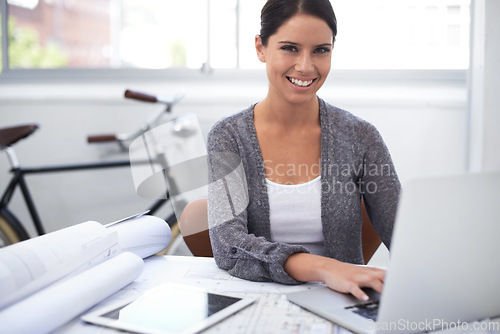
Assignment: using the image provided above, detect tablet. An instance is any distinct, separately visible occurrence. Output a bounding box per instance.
[82,283,255,334]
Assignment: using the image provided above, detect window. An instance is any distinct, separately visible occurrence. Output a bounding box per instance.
[119,0,207,69]
[332,0,470,69]
[0,0,470,76]
[3,0,207,70]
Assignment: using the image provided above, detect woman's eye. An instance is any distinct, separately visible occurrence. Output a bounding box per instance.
[281,45,298,52]
[314,47,331,54]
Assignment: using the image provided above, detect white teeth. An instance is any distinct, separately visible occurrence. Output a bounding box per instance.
[288,77,314,87]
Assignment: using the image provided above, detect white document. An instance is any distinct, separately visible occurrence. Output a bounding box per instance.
[0,221,120,309]
[0,252,144,334]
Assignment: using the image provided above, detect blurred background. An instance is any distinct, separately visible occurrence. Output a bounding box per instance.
[0,0,498,256]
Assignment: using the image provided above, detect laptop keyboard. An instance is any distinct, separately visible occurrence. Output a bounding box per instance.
[345,301,379,321]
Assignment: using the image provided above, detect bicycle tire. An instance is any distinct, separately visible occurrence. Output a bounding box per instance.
[0,209,30,248]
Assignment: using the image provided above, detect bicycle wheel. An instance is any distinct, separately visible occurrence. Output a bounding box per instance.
[0,209,29,248]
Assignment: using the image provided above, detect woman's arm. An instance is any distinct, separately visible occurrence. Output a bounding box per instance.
[358,122,401,250]
[284,253,385,301]
[207,116,309,284]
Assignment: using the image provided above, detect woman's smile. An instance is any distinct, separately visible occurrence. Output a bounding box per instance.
[286,76,317,87]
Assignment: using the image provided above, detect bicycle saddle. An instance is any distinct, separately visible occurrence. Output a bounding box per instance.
[0,123,39,148]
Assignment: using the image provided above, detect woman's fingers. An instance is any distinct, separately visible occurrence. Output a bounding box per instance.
[364,275,384,294]
[324,263,387,300]
[359,268,385,294]
[348,283,370,301]
[367,266,387,278]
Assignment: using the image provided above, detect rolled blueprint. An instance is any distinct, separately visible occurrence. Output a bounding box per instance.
[0,252,144,334]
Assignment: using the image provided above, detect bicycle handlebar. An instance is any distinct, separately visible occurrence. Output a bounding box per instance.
[124,89,184,107]
[124,89,157,103]
[87,134,118,143]
[88,89,184,145]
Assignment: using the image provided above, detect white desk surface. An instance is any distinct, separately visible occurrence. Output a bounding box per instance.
[56,255,345,334]
[56,255,500,334]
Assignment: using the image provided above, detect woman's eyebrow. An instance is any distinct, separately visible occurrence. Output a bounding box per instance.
[279,41,299,45]
[278,41,332,47]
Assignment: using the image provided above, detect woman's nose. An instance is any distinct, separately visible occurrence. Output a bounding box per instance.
[296,53,314,73]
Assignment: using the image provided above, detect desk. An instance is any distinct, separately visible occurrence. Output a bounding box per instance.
[56,255,345,334]
[56,255,500,334]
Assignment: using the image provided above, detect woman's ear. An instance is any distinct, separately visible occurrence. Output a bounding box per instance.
[255,35,266,63]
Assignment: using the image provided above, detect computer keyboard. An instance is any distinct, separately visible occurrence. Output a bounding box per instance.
[345,301,379,321]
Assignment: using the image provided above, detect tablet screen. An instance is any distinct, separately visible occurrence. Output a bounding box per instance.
[83,284,254,334]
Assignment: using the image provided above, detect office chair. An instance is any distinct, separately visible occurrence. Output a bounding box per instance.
[178,199,213,257]
[179,198,381,264]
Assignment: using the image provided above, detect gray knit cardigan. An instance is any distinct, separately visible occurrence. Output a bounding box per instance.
[207,98,401,285]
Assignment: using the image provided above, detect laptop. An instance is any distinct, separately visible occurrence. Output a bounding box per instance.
[287,172,500,333]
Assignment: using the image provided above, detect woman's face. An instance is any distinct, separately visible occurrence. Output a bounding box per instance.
[256,14,334,106]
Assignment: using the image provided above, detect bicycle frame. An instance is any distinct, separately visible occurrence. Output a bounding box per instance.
[0,158,173,239]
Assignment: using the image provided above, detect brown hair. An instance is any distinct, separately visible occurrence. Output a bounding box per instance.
[259,0,337,46]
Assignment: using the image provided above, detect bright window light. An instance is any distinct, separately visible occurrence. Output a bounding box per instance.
[332,0,470,69]
[2,0,470,71]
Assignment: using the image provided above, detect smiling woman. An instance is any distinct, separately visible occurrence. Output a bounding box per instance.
[207,0,401,302]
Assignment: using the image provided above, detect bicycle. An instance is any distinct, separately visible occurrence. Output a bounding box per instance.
[0,89,186,247]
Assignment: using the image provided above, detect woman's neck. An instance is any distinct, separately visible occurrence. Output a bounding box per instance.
[255,94,320,131]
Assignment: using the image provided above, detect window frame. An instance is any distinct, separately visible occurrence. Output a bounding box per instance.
[1,0,8,73]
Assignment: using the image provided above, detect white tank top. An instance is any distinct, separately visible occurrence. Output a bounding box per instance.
[266,176,326,256]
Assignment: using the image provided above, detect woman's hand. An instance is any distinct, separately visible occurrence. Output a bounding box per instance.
[316,258,385,301]
[284,253,385,301]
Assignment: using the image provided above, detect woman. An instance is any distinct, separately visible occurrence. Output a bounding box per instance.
[207,0,401,302]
